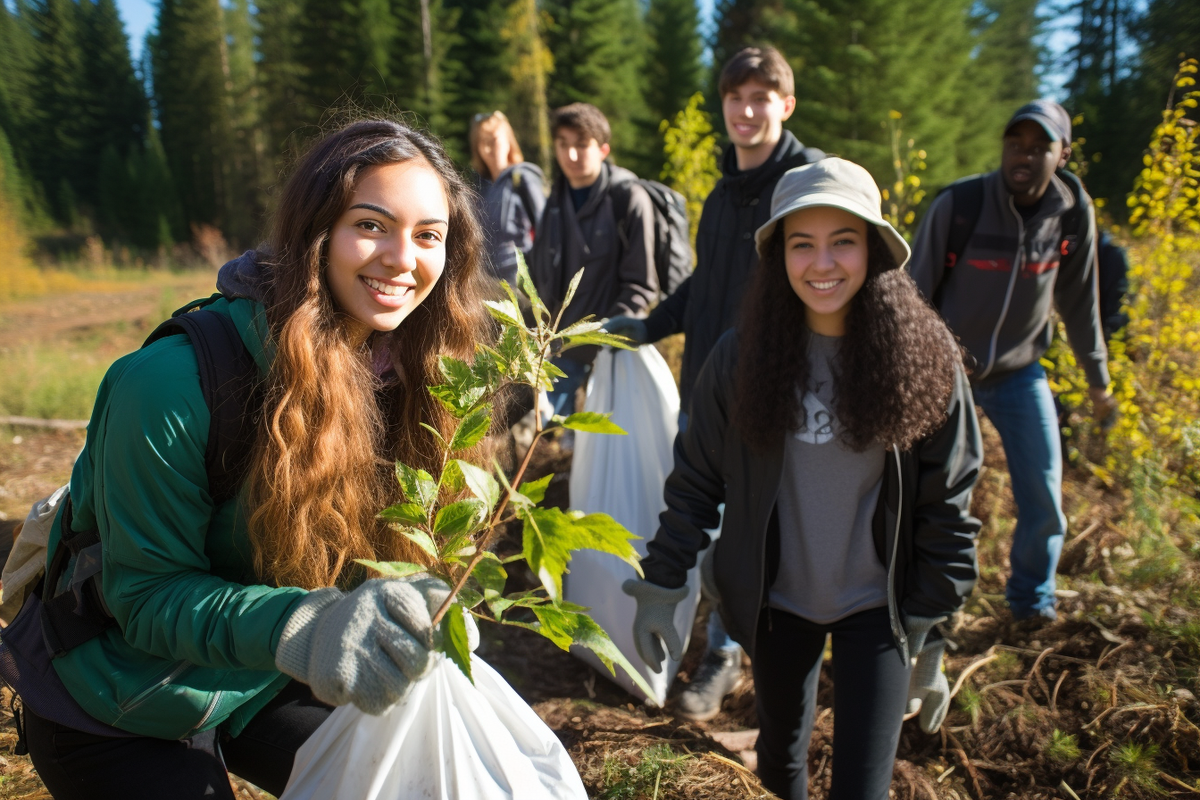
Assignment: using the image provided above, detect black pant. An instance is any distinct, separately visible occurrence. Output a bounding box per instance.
[753,606,911,800]
[25,680,332,799]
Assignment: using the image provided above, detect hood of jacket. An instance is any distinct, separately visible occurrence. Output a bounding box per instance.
[720,129,823,203]
[217,250,269,303]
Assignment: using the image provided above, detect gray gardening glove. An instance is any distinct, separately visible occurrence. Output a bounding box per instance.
[904,614,950,734]
[275,575,477,714]
[622,578,688,673]
[602,316,648,345]
[906,636,950,733]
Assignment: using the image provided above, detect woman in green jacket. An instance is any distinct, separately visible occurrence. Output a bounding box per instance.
[22,120,495,799]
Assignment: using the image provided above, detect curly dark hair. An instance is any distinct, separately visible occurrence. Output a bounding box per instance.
[733,224,963,452]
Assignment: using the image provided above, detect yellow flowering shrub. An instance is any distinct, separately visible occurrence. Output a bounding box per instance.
[880,110,927,240]
[1046,60,1200,493]
[660,93,721,250]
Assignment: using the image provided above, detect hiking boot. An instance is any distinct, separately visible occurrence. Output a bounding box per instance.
[676,649,743,722]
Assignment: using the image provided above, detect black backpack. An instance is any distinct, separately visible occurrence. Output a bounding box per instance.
[39,295,261,657]
[611,178,693,296]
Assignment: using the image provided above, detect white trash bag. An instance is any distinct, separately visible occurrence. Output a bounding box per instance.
[565,346,701,705]
[280,654,586,800]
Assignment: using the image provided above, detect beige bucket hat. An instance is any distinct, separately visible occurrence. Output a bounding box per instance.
[754,157,911,270]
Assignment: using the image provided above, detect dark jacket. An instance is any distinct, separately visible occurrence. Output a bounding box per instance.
[640,331,983,664]
[477,162,546,287]
[529,161,657,364]
[908,170,1109,389]
[642,131,824,407]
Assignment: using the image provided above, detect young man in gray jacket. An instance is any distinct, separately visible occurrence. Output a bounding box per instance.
[908,100,1116,623]
[529,103,657,417]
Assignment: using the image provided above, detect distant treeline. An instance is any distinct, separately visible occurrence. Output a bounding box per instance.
[0,0,1194,253]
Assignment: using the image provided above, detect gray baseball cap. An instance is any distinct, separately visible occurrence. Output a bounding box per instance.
[1005,99,1072,145]
[754,157,910,270]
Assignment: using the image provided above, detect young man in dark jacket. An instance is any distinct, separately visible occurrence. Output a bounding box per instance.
[908,100,1116,624]
[606,46,824,720]
[529,103,657,417]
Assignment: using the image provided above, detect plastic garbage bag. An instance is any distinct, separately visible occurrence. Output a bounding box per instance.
[280,654,586,800]
[565,346,701,705]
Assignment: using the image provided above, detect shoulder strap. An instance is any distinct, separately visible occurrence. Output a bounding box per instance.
[943,176,985,270]
[1054,168,1087,256]
[143,308,262,505]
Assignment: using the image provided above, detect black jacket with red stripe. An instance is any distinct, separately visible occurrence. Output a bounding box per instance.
[908,170,1109,389]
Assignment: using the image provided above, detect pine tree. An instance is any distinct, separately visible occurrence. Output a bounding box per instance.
[445,0,512,161]
[222,0,266,243]
[27,0,90,222]
[544,0,652,173]
[151,0,235,236]
[645,0,704,129]
[79,0,149,236]
[0,3,46,228]
[256,0,311,160]
[391,0,461,151]
[297,0,398,120]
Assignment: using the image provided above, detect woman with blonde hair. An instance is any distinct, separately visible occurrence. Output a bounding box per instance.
[469,110,545,286]
[15,119,494,799]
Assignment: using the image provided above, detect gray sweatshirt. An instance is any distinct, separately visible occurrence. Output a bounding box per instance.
[908,170,1109,389]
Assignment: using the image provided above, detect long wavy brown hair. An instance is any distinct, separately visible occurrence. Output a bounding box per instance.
[245,119,494,590]
[733,224,962,453]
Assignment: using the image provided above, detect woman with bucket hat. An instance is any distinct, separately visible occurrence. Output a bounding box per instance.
[623,157,984,799]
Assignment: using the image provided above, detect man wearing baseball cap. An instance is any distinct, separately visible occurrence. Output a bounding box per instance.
[908,99,1115,625]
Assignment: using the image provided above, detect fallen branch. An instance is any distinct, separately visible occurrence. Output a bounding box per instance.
[945,730,985,800]
[1158,771,1199,793]
[948,649,999,700]
[1051,669,1069,714]
[1022,647,1055,704]
[0,415,88,430]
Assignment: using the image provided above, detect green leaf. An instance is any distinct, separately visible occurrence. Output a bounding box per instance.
[440,603,473,684]
[559,330,637,351]
[473,554,508,600]
[438,459,465,494]
[395,462,437,512]
[450,405,492,452]
[399,528,439,559]
[428,356,489,417]
[455,460,500,511]
[554,412,627,435]
[518,473,554,504]
[354,559,426,579]
[434,499,487,537]
[555,317,604,338]
[515,252,549,326]
[484,299,523,327]
[522,507,642,601]
[560,268,585,314]
[377,502,428,528]
[456,586,485,609]
[419,422,446,446]
[530,606,657,701]
[488,589,549,618]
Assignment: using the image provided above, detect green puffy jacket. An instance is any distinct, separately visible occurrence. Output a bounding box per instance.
[45,296,309,740]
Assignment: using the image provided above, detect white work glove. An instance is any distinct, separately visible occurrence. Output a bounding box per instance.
[621,578,688,673]
[904,614,950,734]
[602,316,648,345]
[275,576,478,714]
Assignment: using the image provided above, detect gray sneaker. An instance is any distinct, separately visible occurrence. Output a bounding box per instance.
[676,649,743,721]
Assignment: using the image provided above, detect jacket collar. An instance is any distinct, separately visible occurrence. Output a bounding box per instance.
[720,130,812,199]
[990,169,1076,226]
[553,160,613,219]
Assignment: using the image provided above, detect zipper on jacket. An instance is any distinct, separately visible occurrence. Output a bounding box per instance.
[114,660,191,719]
[978,197,1026,380]
[886,447,908,663]
[186,689,224,739]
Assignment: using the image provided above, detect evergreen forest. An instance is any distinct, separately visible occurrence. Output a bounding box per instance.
[0,0,1196,253]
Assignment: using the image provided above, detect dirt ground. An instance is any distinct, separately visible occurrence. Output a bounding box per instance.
[0,280,1197,798]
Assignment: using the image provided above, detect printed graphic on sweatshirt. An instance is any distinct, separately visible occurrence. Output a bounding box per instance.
[795,378,835,445]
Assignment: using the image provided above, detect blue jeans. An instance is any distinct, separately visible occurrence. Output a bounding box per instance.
[972,361,1066,618]
[679,411,741,655]
[547,357,591,417]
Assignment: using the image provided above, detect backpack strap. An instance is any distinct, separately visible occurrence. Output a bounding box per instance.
[607,177,636,255]
[1054,168,1086,257]
[943,176,985,270]
[142,308,262,505]
[40,303,261,656]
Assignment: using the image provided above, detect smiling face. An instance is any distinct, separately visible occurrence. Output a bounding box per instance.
[325,160,450,344]
[783,206,869,336]
[722,79,796,171]
[1001,119,1069,206]
[475,119,512,180]
[553,126,610,189]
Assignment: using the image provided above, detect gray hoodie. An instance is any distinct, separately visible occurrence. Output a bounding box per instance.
[908,170,1109,389]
